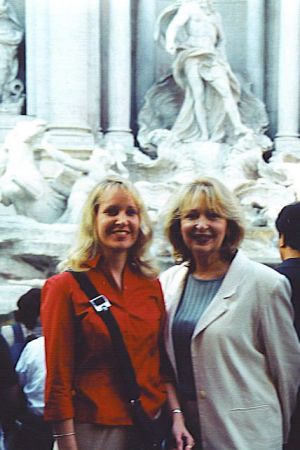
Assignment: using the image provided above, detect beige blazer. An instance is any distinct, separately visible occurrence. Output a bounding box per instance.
[160,250,300,450]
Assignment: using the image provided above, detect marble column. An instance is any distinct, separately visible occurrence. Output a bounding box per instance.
[135,0,156,114]
[25,0,101,149]
[264,0,280,137]
[275,0,300,153]
[246,0,265,100]
[25,0,48,120]
[105,0,133,147]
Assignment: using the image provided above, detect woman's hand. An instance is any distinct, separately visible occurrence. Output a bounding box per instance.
[172,413,195,450]
[165,383,195,449]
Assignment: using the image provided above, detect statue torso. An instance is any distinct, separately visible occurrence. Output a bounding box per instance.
[182,3,218,51]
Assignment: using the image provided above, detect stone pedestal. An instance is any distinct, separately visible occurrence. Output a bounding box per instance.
[275,137,300,155]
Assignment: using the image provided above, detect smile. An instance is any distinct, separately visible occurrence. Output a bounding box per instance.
[192,234,213,244]
[112,229,130,235]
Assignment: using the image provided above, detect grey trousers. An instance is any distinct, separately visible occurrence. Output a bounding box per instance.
[74,423,140,450]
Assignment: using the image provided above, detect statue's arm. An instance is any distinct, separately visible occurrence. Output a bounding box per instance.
[42,141,89,173]
[214,13,227,58]
[165,4,190,55]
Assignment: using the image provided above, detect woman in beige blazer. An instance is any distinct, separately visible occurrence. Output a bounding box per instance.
[160,177,300,450]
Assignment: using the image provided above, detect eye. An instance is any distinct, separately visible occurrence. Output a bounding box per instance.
[103,206,119,216]
[126,207,138,216]
[183,210,198,220]
[206,210,221,220]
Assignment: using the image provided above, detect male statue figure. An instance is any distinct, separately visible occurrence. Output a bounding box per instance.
[156,0,250,142]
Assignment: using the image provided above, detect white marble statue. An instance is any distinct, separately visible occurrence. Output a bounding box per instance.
[0,0,24,111]
[0,120,66,223]
[155,0,250,143]
[221,133,298,227]
[43,141,129,223]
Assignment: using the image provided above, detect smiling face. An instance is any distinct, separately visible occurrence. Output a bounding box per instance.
[180,196,228,262]
[95,187,140,257]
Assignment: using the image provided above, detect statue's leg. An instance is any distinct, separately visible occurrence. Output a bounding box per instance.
[210,70,250,136]
[184,59,209,140]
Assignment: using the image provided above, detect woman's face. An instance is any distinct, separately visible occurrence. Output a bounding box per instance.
[180,199,228,261]
[96,188,140,256]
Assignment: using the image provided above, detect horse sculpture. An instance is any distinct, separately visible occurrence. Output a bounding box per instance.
[0,119,66,223]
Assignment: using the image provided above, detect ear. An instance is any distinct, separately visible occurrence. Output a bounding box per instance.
[279,234,286,248]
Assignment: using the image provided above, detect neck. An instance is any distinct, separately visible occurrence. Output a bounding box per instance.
[282,247,300,260]
[193,253,230,280]
[103,251,128,289]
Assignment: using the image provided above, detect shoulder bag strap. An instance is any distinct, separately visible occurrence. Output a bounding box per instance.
[70,271,141,404]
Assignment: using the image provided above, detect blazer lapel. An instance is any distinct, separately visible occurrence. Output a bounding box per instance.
[192,250,249,337]
[164,264,189,377]
[192,285,235,336]
[167,268,189,324]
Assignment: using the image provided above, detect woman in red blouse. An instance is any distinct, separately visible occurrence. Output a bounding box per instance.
[41,177,192,450]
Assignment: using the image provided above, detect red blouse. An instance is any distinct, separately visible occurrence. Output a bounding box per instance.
[41,261,167,424]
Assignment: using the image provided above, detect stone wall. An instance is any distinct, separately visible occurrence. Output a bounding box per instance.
[5,0,290,141]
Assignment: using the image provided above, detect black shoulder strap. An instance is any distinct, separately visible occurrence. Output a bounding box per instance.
[69,271,100,300]
[70,271,141,403]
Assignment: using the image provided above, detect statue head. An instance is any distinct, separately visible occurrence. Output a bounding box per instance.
[198,0,214,11]
[14,120,47,144]
[4,119,47,151]
[180,0,215,13]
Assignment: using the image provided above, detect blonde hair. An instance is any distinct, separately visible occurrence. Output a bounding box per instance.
[59,177,157,278]
[164,177,245,263]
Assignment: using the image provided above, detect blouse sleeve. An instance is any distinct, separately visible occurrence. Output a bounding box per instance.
[41,273,76,421]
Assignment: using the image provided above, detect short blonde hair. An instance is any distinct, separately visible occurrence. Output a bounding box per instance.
[59,177,157,278]
[164,177,245,263]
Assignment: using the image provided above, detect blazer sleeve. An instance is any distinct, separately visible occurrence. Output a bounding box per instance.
[41,273,76,421]
[259,274,300,441]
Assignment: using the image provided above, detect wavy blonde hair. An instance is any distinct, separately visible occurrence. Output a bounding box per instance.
[59,177,157,278]
[164,177,245,264]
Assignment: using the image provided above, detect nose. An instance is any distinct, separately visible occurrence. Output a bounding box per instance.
[115,212,128,225]
[195,216,209,229]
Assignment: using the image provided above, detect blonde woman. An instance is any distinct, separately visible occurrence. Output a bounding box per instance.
[160,177,300,450]
[41,177,192,450]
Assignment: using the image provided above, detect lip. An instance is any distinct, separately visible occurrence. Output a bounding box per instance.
[111,229,130,235]
[192,233,214,244]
